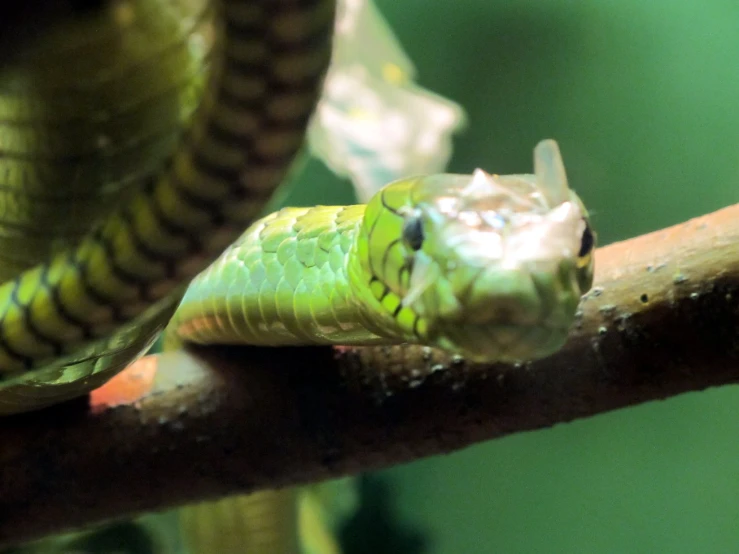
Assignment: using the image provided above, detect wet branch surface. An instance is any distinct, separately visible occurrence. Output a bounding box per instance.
[0,203,738,545]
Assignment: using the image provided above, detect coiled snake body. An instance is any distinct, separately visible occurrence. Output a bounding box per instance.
[0,0,335,413]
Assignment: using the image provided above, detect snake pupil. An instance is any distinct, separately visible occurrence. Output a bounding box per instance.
[578,222,595,258]
[402,216,425,251]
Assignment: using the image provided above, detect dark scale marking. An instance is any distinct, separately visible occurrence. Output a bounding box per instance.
[11,283,64,357]
[188,140,244,184]
[222,57,268,85]
[265,101,326,129]
[0,281,36,369]
[380,187,404,217]
[265,0,328,9]
[398,266,410,288]
[221,58,316,95]
[263,78,323,100]
[222,22,264,41]
[245,97,325,140]
[74,250,126,323]
[412,313,422,338]
[219,55,268,80]
[169,129,253,202]
[265,21,336,54]
[94,227,155,289]
[262,0,329,16]
[251,141,313,166]
[144,177,211,248]
[243,150,297,179]
[391,302,402,319]
[44,265,94,340]
[122,196,186,256]
[380,237,402,283]
[396,263,410,292]
[119,203,182,283]
[224,184,271,208]
[379,284,390,302]
[204,166,262,202]
[202,115,259,150]
[0,327,34,370]
[74,259,115,306]
[268,32,335,58]
[200,99,264,143]
[224,14,267,33]
[167,171,231,223]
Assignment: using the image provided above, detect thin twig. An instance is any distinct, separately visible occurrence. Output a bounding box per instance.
[0,203,737,545]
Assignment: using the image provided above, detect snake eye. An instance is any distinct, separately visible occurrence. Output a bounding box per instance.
[402,215,425,251]
[578,221,595,258]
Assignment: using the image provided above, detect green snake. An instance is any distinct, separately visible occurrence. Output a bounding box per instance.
[169,140,594,362]
[0,0,594,551]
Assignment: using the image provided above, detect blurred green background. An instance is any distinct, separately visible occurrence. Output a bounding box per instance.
[288,1,739,553]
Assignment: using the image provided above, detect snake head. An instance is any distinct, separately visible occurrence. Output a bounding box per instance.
[358,139,595,363]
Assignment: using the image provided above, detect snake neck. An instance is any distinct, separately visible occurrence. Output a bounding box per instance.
[344,176,434,346]
[346,229,408,342]
[172,204,400,347]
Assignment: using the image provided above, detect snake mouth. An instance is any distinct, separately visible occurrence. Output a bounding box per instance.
[433,321,573,364]
[424,264,582,363]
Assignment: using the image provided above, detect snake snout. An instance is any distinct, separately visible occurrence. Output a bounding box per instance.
[463,268,543,326]
[436,261,580,363]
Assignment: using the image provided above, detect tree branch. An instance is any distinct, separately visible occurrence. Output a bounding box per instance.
[0,203,738,545]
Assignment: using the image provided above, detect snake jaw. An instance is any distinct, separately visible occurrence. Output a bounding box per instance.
[414,262,573,362]
[422,257,585,362]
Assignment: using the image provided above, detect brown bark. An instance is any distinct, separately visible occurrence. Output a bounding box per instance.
[0,203,737,546]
